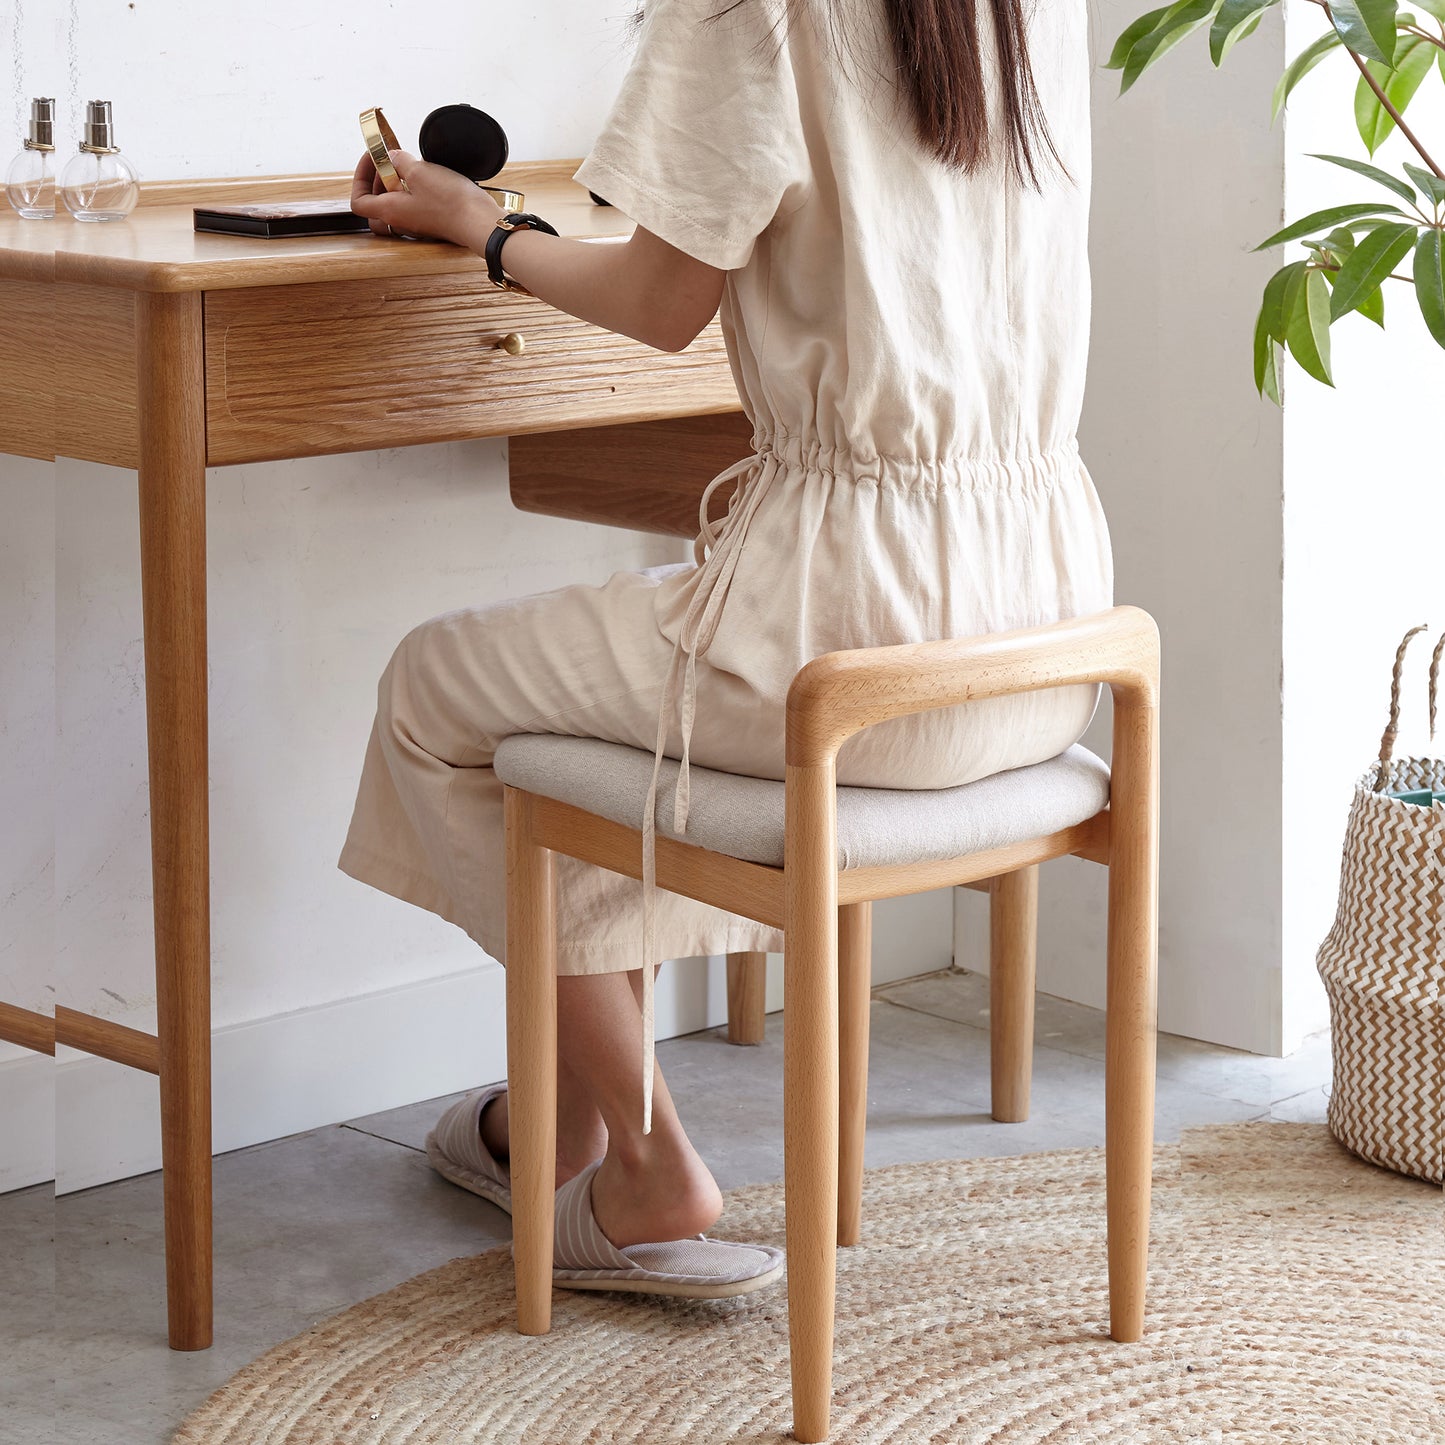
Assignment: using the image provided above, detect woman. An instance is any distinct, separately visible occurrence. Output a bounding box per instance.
[339,0,1112,1297]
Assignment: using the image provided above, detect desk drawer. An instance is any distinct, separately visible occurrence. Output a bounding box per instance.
[203,272,740,466]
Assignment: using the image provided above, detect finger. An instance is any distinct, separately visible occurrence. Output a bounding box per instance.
[351,152,378,207]
[393,148,424,190]
[351,189,398,219]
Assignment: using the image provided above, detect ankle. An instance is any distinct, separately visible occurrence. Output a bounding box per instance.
[591,1142,724,1247]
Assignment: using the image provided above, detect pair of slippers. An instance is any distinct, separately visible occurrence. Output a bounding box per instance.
[425,1083,784,1299]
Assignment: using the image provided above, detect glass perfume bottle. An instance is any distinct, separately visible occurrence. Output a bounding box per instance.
[5,98,57,219]
[59,100,140,222]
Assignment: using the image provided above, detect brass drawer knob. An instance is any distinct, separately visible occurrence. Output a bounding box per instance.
[496,332,526,356]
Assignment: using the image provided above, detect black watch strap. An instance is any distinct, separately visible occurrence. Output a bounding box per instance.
[485,211,560,293]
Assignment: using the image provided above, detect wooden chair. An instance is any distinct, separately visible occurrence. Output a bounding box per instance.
[494,604,1160,1444]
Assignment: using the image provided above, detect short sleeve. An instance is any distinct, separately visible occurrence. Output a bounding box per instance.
[573,0,809,271]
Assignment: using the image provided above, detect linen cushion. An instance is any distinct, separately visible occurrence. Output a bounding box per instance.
[492,736,1110,871]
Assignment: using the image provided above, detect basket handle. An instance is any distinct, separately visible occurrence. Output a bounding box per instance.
[1431,631,1443,742]
[1374,623,1430,791]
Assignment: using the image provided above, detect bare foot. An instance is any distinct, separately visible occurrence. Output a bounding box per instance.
[479,1091,606,1190]
[589,1138,724,1248]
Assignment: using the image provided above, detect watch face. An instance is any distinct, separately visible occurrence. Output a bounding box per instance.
[417,104,509,183]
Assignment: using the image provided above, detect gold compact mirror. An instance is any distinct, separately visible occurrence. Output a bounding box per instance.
[358,104,525,211]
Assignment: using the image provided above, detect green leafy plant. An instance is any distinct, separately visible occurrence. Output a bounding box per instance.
[1107,0,1445,402]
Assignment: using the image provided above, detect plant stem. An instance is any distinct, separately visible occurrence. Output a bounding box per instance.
[1315,260,1418,283]
[1319,2,1445,178]
[1400,26,1445,53]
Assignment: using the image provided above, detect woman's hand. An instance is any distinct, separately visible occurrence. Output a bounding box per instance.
[350,148,504,249]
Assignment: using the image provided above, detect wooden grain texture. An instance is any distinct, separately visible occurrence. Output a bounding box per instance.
[786,607,1162,767]
[0,1002,55,1055]
[0,276,55,461]
[134,160,577,210]
[835,815,1109,904]
[504,787,559,1338]
[527,794,786,930]
[511,412,754,538]
[136,289,213,1353]
[784,760,842,1445]
[726,952,768,1045]
[3,165,635,293]
[1104,696,1161,1344]
[836,900,872,1250]
[989,866,1039,1124]
[55,282,139,467]
[0,278,139,467]
[54,1006,161,1074]
[204,273,740,465]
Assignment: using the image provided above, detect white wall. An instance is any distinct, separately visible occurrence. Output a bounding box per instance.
[1,0,951,1194]
[959,2,1442,1057]
[1278,0,1444,1048]
[965,1,1289,1052]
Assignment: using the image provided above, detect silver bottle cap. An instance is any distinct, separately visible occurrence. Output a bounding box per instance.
[80,99,120,154]
[25,97,55,152]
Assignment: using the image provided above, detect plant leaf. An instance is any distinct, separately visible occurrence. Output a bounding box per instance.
[1248,265,1294,398]
[1105,3,1179,68]
[1121,0,1226,93]
[1329,220,1418,317]
[1404,164,1445,208]
[1210,0,1277,64]
[1329,0,1400,66]
[1285,266,1335,384]
[1354,38,1435,154]
[1272,29,1344,120]
[1356,283,1387,326]
[1253,264,1297,400]
[1253,202,1410,249]
[1308,151,1419,201]
[1415,229,1445,347]
[1411,0,1445,19]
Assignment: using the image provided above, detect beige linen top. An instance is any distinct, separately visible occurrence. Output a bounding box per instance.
[573,0,1093,460]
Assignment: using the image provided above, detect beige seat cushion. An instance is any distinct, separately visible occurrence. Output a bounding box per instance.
[492,736,1110,871]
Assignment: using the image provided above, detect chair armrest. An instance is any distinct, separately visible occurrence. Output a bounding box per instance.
[785,604,1160,767]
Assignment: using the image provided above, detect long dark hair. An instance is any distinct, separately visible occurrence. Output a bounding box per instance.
[631,0,1063,188]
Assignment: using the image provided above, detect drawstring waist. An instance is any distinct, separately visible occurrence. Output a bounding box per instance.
[638,446,780,1132]
[631,434,1085,1130]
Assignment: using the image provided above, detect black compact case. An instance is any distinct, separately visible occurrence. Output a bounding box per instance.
[416,103,509,183]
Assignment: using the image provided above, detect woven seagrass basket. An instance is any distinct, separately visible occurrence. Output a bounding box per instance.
[1316,626,1444,1184]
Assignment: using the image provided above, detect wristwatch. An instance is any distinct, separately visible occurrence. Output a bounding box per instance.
[485,211,559,294]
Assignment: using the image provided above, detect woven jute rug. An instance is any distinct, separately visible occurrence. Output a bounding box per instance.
[173,1124,1443,1443]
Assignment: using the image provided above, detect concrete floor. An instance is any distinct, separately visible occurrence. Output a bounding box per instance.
[1,969,1332,1445]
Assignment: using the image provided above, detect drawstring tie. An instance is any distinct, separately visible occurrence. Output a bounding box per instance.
[637,446,779,1132]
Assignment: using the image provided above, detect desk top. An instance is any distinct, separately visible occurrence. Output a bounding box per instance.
[0,160,631,293]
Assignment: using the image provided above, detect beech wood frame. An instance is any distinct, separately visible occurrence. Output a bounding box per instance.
[504,604,1161,1444]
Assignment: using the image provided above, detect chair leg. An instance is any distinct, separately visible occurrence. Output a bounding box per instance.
[837,900,872,1247]
[1104,701,1159,1344]
[784,762,840,1445]
[504,787,558,1337]
[725,951,767,1045]
[989,865,1038,1123]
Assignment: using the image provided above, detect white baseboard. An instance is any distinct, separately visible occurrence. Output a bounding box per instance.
[9,887,951,1196]
[0,1054,55,1193]
[44,955,746,1197]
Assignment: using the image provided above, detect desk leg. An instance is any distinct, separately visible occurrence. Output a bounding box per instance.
[136,290,212,1351]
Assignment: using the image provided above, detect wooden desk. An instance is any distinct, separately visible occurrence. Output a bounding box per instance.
[0,162,758,1350]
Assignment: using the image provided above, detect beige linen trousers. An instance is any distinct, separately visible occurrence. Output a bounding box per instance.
[338,0,1114,988]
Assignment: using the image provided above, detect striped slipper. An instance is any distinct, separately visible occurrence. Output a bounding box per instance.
[547,1159,785,1299]
[424,1083,513,1214]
